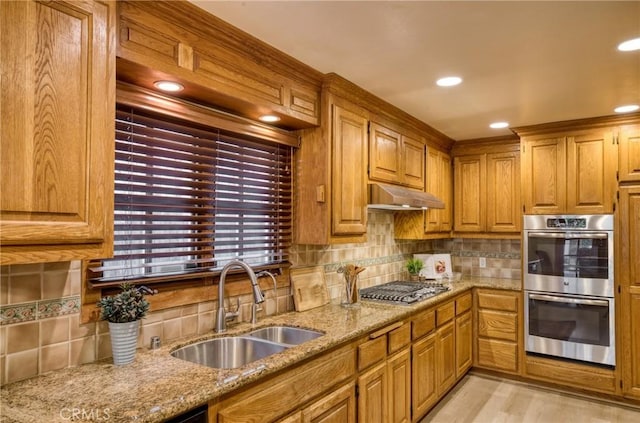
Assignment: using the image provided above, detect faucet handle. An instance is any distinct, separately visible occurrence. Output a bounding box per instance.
[225,297,240,321]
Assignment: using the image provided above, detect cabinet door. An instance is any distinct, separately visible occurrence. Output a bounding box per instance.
[436,321,456,395]
[521,137,566,214]
[369,122,401,184]
[619,186,640,400]
[387,349,411,423]
[454,155,485,232]
[618,124,640,183]
[412,333,437,419]
[455,311,473,378]
[0,0,114,264]
[566,130,617,214]
[425,149,442,232]
[358,361,387,423]
[401,134,425,189]
[332,105,368,235]
[439,152,453,232]
[302,382,356,423]
[486,151,521,232]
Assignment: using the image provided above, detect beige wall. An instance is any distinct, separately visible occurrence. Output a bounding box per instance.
[0,210,521,385]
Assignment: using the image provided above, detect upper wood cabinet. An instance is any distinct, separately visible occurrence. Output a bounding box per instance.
[332,105,369,237]
[520,128,617,214]
[426,149,453,233]
[295,79,369,244]
[451,138,521,235]
[393,147,452,240]
[0,0,115,265]
[368,122,425,190]
[116,0,321,129]
[618,124,640,183]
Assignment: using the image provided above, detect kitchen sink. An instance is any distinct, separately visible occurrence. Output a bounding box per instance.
[247,326,324,346]
[171,336,288,369]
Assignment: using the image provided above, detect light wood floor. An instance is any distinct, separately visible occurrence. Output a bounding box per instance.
[421,373,640,423]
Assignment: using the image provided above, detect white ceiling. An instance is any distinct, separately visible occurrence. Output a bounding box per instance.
[190,1,640,141]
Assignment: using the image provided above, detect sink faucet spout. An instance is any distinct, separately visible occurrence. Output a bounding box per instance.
[216,259,265,333]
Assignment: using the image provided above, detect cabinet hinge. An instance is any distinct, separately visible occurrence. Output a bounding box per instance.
[618,285,621,294]
[367,121,371,135]
[620,380,623,389]
[617,170,619,181]
[355,384,359,398]
[523,205,526,213]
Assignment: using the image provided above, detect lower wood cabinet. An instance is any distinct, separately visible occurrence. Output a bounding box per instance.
[474,288,521,374]
[356,322,411,423]
[301,382,357,423]
[387,349,411,423]
[411,332,437,419]
[436,320,456,395]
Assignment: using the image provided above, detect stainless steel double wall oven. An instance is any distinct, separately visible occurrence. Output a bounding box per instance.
[524,214,615,367]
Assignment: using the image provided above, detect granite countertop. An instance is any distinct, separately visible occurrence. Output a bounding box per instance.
[0,277,520,423]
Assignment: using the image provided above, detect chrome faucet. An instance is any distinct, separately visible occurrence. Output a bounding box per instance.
[216,259,265,333]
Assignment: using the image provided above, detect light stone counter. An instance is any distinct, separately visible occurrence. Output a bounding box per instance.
[0,277,520,423]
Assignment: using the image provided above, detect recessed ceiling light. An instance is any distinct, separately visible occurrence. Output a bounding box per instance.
[618,37,640,52]
[153,80,184,92]
[436,76,462,87]
[614,104,640,113]
[490,122,509,129]
[259,114,281,123]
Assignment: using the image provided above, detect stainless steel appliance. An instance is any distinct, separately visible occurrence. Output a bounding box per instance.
[360,280,450,305]
[523,214,615,366]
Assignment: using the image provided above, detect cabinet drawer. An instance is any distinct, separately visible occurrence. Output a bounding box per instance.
[478,310,518,341]
[412,309,436,340]
[358,336,387,371]
[436,301,455,326]
[455,292,472,315]
[477,338,518,372]
[388,323,411,354]
[477,290,518,312]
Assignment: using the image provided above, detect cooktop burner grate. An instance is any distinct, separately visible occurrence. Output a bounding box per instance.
[359,280,450,305]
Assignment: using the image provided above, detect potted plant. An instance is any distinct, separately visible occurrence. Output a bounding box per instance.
[97,283,150,365]
[406,258,424,281]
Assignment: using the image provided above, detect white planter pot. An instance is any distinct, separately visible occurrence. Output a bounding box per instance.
[108,320,140,365]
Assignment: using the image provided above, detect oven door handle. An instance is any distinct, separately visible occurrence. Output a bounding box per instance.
[527,232,608,239]
[529,293,610,307]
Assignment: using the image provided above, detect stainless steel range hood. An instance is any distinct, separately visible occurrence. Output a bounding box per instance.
[368,182,445,211]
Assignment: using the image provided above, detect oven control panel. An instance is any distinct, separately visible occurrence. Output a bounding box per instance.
[545,218,586,229]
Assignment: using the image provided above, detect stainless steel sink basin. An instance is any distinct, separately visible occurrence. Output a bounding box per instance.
[248,326,324,346]
[171,336,287,369]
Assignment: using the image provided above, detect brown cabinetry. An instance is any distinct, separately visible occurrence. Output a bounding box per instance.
[409,292,473,422]
[618,124,640,183]
[520,128,617,214]
[368,121,425,190]
[0,0,115,264]
[393,148,452,240]
[296,84,369,244]
[357,322,411,423]
[618,185,640,400]
[216,343,356,422]
[475,289,521,374]
[116,1,321,128]
[452,139,520,235]
[426,149,453,233]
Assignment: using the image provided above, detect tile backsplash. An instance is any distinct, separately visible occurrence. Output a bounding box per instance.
[0,210,521,385]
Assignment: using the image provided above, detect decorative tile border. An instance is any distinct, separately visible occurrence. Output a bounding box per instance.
[0,302,37,325]
[38,296,81,319]
[0,295,80,326]
[324,253,410,273]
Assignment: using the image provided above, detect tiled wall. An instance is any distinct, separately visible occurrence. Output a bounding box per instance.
[0,210,521,385]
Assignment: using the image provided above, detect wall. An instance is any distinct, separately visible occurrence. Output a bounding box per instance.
[0,210,521,385]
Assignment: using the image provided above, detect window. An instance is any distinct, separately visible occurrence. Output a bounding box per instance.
[87,86,295,288]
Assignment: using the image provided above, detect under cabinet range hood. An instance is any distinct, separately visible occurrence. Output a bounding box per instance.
[368,182,445,211]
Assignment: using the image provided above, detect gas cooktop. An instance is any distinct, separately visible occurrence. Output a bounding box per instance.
[359,280,450,305]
